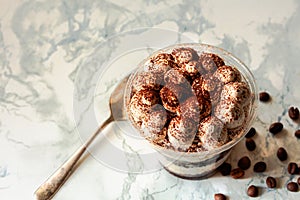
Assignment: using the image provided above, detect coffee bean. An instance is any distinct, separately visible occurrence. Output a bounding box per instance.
[218,162,232,176]
[247,185,259,197]
[297,177,300,185]
[238,156,251,170]
[287,182,299,192]
[288,162,299,175]
[259,92,270,102]
[245,138,256,151]
[269,122,283,134]
[214,193,226,200]
[230,168,245,179]
[288,107,300,120]
[253,161,267,173]
[277,147,288,161]
[266,176,277,188]
[245,127,256,138]
[295,130,300,139]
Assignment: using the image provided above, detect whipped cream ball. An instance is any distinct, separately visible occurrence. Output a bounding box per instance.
[198,116,228,150]
[164,68,189,86]
[214,65,241,84]
[141,104,168,143]
[128,89,160,124]
[171,47,199,64]
[179,96,201,122]
[132,72,163,92]
[201,74,221,93]
[214,100,245,129]
[199,52,225,73]
[151,53,175,63]
[191,75,223,107]
[179,60,201,80]
[167,116,198,150]
[221,81,251,106]
[144,53,177,74]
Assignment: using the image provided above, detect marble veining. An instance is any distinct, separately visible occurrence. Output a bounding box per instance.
[1,0,300,199]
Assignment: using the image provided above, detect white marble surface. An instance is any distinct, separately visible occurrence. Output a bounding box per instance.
[1,0,300,199]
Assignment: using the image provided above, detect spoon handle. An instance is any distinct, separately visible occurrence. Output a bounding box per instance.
[34,116,113,200]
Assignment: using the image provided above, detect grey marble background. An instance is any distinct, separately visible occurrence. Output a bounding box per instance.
[0,0,300,199]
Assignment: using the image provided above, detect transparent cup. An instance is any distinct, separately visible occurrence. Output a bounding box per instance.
[124,43,258,179]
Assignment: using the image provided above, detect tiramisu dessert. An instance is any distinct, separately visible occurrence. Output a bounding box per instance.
[125,44,256,178]
[127,46,252,151]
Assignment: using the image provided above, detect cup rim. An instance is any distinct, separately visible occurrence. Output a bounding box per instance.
[125,43,258,157]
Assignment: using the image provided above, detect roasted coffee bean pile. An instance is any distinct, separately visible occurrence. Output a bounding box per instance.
[214,93,300,198]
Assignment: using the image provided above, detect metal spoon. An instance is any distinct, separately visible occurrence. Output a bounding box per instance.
[34,74,130,200]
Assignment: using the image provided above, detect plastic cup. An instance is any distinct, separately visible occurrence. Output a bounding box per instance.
[124,43,258,179]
